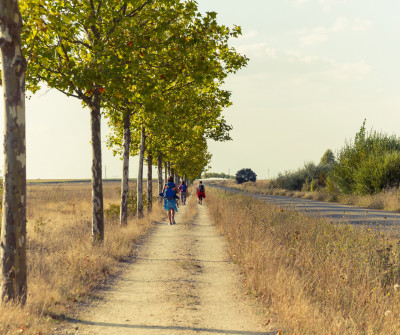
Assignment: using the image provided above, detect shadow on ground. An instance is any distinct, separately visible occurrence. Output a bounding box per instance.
[66,318,278,335]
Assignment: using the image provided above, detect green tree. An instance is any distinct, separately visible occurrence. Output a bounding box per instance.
[21,0,190,239]
[235,168,257,184]
[320,149,335,165]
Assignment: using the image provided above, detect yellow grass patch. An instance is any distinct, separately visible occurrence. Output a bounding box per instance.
[0,181,164,335]
[207,188,400,334]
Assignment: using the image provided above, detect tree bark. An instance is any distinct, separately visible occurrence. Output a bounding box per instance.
[90,92,104,243]
[120,111,130,225]
[147,154,153,211]
[157,155,163,194]
[167,162,171,177]
[0,0,27,304]
[137,128,145,218]
[164,162,168,186]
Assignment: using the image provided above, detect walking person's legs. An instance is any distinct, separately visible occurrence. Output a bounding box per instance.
[172,209,176,224]
[168,209,172,224]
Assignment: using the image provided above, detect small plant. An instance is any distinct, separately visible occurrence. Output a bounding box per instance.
[104,204,120,219]
[105,190,149,220]
[33,217,50,234]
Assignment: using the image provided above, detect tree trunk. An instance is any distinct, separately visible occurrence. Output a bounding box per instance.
[90,92,104,243]
[0,0,27,304]
[167,162,171,177]
[120,111,130,225]
[164,163,168,186]
[147,154,153,211]
[137,128,145,218]
[157,155,163,194]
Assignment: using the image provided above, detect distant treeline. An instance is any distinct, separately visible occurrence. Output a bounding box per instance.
[202,172,234,179]
[271,121,400,196]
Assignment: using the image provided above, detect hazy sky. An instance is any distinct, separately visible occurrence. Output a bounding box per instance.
[1,0,400,179]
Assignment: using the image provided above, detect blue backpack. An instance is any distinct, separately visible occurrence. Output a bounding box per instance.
[180,184,187,192]
[164,182,176,199]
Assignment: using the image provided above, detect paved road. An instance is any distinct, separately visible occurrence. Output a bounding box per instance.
[207,183,400,228]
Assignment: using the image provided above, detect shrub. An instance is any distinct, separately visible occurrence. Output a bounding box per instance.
[333,121,400,195]
[104,190,149,220]
[271,161,332,191]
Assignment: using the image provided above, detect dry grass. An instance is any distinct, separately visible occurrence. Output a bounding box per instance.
[207,188,400,334]
[214,179,400,212]
[0,181,165,335]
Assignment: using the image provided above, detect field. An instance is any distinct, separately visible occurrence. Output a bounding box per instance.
[0,181,164,335]
[3,180,400,334]
[207,187,400,334]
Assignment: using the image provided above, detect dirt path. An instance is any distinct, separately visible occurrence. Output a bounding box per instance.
[65,204,277,335]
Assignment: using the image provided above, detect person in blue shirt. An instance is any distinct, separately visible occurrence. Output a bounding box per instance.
[162,176,178,225]
[178,181,187,205]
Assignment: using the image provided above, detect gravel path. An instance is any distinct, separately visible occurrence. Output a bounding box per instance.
[65,204,277,335]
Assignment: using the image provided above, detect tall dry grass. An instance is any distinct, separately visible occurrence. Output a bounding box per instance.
[207,188,400,334]
[0,181,164,335]
[215,179,400,212]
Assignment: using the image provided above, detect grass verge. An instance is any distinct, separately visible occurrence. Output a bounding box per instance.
[207,188,400,334]
[214,179,400,212]
[0,182,165,335]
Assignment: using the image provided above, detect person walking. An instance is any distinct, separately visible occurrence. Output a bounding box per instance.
[178,181,187,205]
[163,176,178,225]
[196,181,206,205]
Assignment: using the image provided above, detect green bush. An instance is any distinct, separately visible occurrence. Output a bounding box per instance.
[325,175,340,200]
[271,161,332,191]
[332,121,400,195]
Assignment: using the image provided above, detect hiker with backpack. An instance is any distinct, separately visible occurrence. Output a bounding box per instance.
[196,181,206,205]
[162,176,179,225]
[178,181,187,205]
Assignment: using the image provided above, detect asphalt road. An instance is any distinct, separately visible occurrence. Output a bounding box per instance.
[207,183,400,228]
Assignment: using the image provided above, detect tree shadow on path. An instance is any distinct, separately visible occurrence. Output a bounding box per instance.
[66,317,278,335]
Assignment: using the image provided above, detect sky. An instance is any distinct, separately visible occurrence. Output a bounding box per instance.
[1,0,400,179]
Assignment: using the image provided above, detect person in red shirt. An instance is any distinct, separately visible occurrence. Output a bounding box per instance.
[196,181,206,205]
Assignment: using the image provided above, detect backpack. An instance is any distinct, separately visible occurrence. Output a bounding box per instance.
[164,182,176,199]
[198,184,204,192]
[180,184,187,192]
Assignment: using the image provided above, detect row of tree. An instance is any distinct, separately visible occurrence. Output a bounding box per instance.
[0,0,247,304]
[201,172,234,179]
